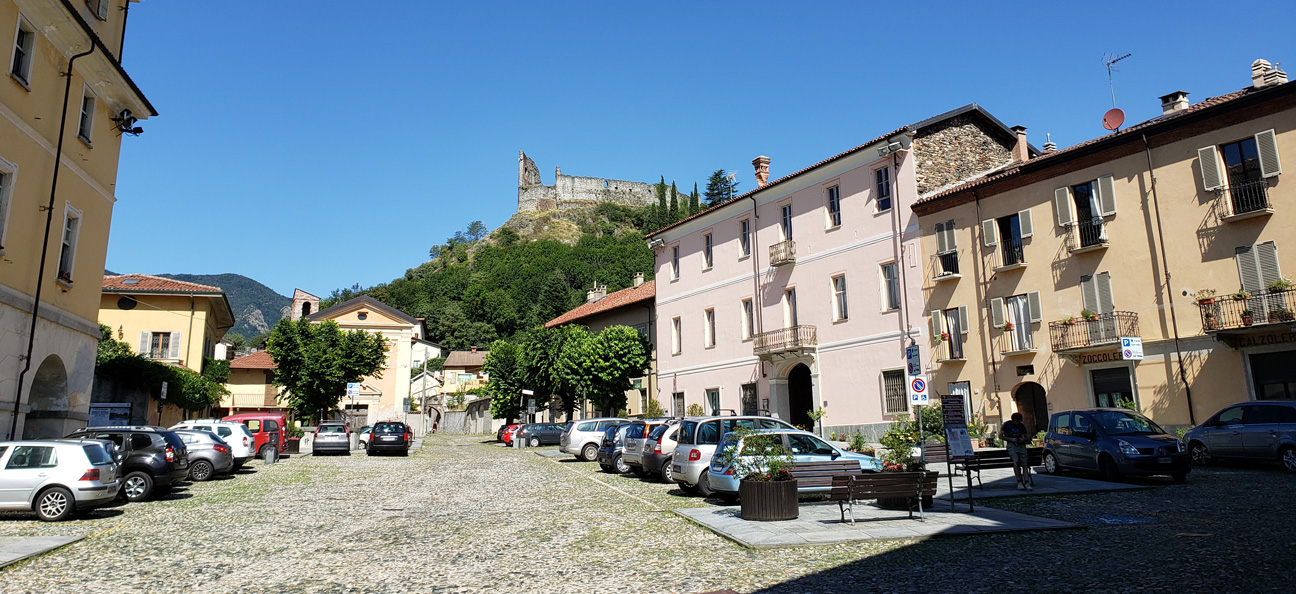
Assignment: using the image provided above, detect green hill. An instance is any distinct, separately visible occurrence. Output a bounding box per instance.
[156,273,290,339]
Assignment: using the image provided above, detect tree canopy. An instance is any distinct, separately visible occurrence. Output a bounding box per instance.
[264,318,389,421]
[95,325,230,412]
[703,169,740,206]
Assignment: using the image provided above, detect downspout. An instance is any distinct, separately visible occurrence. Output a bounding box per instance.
[892,151,915,349]
[642,302,655,412]
[749,194,764,388]
[972,189,1003,409]
[10,44,97,440]
[118,0,130,59]
[1142,133,1196,424]
[186,295,196,421]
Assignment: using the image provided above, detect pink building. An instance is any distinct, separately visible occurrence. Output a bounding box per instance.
[649,105,1034,437]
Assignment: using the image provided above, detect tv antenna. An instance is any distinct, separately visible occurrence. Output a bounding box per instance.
[1103,52,1132,109]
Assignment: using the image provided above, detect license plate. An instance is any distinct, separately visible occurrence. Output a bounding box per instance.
[1157,457,1171,463]
[383,436,396,441]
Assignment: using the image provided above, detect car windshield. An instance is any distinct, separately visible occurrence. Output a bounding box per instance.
[1092,410,1165,435]
[375,423,405,434]
[626,424,645,439]
[83,444,113,465]
[160,432,185,450]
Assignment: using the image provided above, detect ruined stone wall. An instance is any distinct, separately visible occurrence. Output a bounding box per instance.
[912,116,1014,196]
[518,151,657,213]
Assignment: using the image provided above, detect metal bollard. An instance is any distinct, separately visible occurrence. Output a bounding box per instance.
[263,445,278,464]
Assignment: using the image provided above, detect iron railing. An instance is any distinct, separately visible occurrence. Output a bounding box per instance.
[1049,311,1139,351]
[938,336,965,360]
[933,251,959,277]
[1220,179,1271,217]
[770,240,796,267]
[992,237,1025,269]
[996,329,1035,355]
[753,325,817,356]
[1066,219,1108,252]
[1200,289,1295,331]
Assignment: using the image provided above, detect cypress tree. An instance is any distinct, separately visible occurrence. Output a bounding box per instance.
[656,176,668,223]
[689,183,701,215]
[668,182,679,222]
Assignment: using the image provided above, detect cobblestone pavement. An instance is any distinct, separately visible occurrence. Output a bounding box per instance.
[0,434,1291,593]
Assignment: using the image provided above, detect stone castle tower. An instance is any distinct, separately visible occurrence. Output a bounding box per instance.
[517,151,657,213]
[291,289,321,321]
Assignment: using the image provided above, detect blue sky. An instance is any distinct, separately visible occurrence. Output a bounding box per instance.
[108,1,1295,298]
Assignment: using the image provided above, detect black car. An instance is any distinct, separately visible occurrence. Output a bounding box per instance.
[65,426,190,502]
[367,421,411,456]
[595,423,630,474]
[516,423,566,447]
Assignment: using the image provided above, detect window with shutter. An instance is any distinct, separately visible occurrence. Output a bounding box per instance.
[1081,274,1098,313]
[1236,245,1263,293]
[1054,187,1074,227]
[1027,291,1043,322]
[1255,129,1282,178]
[935,221,948,254]
[958,305,969,334]
[1257,241,1281,287]
[1096,272,1114,313]
[1096,175,1117,216]
[1198,146,1224,190]
[169,332,182,359]
[990,297,1005,327]
[981,219,997,247]
[930,309,943,339]
[943,220,957,252]
[1017,209,1033,238]
[138,331,150,357]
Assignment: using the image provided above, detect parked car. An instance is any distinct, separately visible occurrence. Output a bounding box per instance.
[358,426,373,450]
[1042,408,1191,482]
[501,424,524,446]
[623,418,674,476]
[560,418,629,461]
[368,421,411,456]
[170,419,255,469]
[641,422,682,483]
[64,426,189,502]
[516,423,565,447]
[223,413,287,458]
[1183,400,1296,471]
[496,424,512,442]
[173,430,235,481]
[0,440,120,521]
[595,423,631,473]
[312,422,351,456]
[706,429,881,498]
[673,415,796,496]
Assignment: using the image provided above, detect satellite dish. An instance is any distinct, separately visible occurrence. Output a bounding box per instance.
[1102,108,1125,131]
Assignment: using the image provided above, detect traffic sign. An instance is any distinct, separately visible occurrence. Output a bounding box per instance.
[1120,337,1144,361]
[908,375,929,405]
[346,382,361,398]
[906,345,922,376]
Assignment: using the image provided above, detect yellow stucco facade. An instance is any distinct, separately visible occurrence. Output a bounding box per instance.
[98,277,235,373]
[309,296,421,426]
[1,0,155,439]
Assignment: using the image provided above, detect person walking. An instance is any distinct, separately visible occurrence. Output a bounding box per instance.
[1001,412,1033,490]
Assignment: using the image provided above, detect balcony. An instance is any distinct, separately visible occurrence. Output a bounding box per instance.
[753,325,817,357]
[1200,289,1296,339]
[996,331,1036,357]
[1219,180,1273,222]
[1066,219,1109,254]
[770,240,796,267]
[990,238,1026,273]
[935,337,966,362]
[1049,311,1139,352]
[932,251,960,282]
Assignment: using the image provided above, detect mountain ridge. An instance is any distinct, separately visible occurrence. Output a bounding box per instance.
[155,273,291,339]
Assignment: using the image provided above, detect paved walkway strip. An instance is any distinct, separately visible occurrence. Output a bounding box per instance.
[0,535,85,568]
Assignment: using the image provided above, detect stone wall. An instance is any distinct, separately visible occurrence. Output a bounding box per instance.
[440,396,494,434]
[912,115,1014,196]
[517,151,656,213]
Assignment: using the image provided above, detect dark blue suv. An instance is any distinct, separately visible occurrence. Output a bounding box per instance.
[1042,408,1191,483]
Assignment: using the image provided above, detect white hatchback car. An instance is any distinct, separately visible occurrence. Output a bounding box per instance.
[171,419,256,468]
[0,440,120,521]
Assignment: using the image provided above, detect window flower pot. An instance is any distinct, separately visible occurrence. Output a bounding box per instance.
[1243,315,1254,326]
[739,479,798,521]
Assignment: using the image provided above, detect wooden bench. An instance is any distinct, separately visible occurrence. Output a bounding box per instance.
[960,447,1044,488]
[829,471,940,523]
[787,460,867,490]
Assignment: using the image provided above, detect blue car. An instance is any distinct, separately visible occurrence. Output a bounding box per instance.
[1042,408,1191,482]
[706,429,882,497]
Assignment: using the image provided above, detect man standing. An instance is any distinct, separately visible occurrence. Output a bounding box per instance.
[1001,412,1033,490]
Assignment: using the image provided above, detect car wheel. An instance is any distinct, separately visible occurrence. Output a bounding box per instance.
[1171,472,1188,484]
[679,482,699,495]
[529,436,541,448]
[660,458,674,484]
[189,460,214,482]
[599,464,614,473]
[123,471,153,502]
[35,487,74,522]
[697,472,714,497]
[614,454,630,474]
[716,492,739,505]
[1099,455,1121,482]
[1189,441,1211,466]
[581,443,598,462]
[366,448,376,456]
[1043,451,1062,475]
[1280,446,1296,472]
[259,445,275,460]
[231,461,244,471]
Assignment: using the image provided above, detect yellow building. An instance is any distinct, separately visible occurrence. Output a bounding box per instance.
[308,295,425,426]
[440,350,489,394]
[221,351,285,415]
[98,274,235,372]
[913,60,1293,434]
[1,0,155,439]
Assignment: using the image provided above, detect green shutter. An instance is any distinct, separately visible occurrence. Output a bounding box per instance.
[1198,146,1223,190]
[1255,129,1282,178]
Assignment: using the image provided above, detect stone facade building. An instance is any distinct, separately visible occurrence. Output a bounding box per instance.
[517,151,657,213]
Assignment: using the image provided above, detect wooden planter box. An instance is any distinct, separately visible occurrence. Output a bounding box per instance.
[739,479,798,521]
[282,438,301,454]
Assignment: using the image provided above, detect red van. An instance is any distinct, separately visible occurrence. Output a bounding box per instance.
[223,413,287,457]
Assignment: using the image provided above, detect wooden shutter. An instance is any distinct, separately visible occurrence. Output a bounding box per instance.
[138,331,150,356]
[1256,129,1282,178]
[1257,241,1282,286]
[1096,272,1114,313]
[1081,274,1098,313]
[930,310,944,338]
[935,221,948,254]
[944,220,958,251]
[1236,246,1263,293]
[1096,175,1117,216]
[1027,291,1043,323]
[981,219,997,247]
[169,332,182,359]
[1054,187,1074,227]
[1198,146,1223,190]
[990,297,1005,327]
[958,305,969,334]
[1018,209,1033,238]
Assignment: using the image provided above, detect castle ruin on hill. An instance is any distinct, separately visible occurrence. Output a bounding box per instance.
[517,151,657,213]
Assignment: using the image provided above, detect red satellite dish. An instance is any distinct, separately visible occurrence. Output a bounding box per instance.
[1102,108,1125,131]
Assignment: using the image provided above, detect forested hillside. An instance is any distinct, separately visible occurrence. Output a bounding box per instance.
[158,273,290,339]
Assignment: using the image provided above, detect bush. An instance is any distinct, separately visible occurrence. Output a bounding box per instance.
[686,403,704,416]
[847,432,873,456]
[718,427,793,482]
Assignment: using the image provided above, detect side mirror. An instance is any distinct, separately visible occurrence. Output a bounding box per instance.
[830,450,841,460]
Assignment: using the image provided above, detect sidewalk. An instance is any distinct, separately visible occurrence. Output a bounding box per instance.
[929,464,1146,506]
[0,535,84,568]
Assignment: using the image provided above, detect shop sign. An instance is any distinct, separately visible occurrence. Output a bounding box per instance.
[1235,331,1296,348]
[1078,351,1124,365]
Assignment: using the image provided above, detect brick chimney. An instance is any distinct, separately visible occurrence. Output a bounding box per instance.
[1011,126,1029,162]
[633,272,644,287]
[1159,90,1190,114]
[752,155,770,187]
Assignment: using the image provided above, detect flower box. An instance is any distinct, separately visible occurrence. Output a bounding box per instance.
[739,479,798,521]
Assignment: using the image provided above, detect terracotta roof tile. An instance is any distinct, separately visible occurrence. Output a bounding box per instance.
[444,350,489,369]
[545,280,655,328]
[102,273,223,294]
[230,351,276,370]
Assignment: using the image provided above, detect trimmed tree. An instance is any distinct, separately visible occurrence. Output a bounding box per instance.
[484,339,527,423]
[264,318,389,422]
[689,183,701,216]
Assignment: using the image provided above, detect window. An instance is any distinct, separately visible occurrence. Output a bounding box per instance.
[10,18,34,86]
[702,233,713,269]
[934,219,958,275]
[991,293,1041,352]
[1235,241,1284,319]
[783,288,798,327]
[1054,179,1113,249]
[5,445,57,469]
[671,317,681,354]
[704,308,715,347]
[826,185,841,227]
[672,392,685,417]
[144,331,178,359]
[739,219,751,257]
[882,369,907,414]
[706,388,720,416]
[780,203,793,240]
[1198,132,1281,215]
[875,167,892,212]
[57,206,81,283]
[832,275,848,321]
[741,298,754,340]
[87,0,110,20]
[981,209,1033,267]
[77,88,96,143]
[881,262,900,310]
[930,306,969,360]
[0,158,14,252]
[1080,272,1115,315]
[741,383,758,415]
[671,245,680,280]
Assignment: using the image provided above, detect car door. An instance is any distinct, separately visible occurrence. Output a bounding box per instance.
[1241,405,1286,460]
[0,445,57,505]
[787,433,838,464]
[1207,406,1246,458]
[1069,413,1100,470]
[1049,413,1075,467]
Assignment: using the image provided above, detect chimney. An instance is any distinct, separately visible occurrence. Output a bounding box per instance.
[471,347,477,353]
[1159,90,1190,114]
[752,155,770,187]
[1011,126,1029,162]
[1252,59,1272,88]
[633,272,644,287]
[586,282,607,303]
[1265,66,1288,87]
[1042,133,1057,153]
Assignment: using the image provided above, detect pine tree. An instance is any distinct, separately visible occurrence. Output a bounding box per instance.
[703,170,739,206]
[668,182,679,222]
[656,176,668,224]
[689,183,701,215]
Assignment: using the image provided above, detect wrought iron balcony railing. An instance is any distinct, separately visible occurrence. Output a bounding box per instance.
[1048,311,1139,352]
[991,237,1026,271]
[753,325,817,356]
[996,329,1036,355]
[1200,289,1295,332]
[933,251,959,278]
[1066,219,1109,252]
[770,240,796,267]
[1219,179,1272,219]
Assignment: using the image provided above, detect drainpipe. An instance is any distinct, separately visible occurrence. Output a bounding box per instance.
[891,151,915,349]
[10,44,97,440]
[749,194,764,370]
[118,0,130,59]
[1142,133,1196,424]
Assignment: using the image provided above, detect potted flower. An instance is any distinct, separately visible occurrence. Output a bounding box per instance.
[1233,291,1251,301]
[1242,309,1255,326]
[719,428,798,521]
[1193,289,1217,305]
[939,331,950,342]
[1081,308,1100,321]
[1062,315,1077,326]
[1276,308,1296,323]
[1269,278,1293,293]
[999,321,1014,332]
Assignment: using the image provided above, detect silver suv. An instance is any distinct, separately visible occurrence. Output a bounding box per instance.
[641,422,682,483]
[672,415,795,496]
[0,440,120,521]
[560,418,628,461]
[623,418,674,476]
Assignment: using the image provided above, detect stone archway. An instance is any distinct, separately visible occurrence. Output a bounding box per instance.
[1012,381,1049,436]
[787,364,814,430]
[23,355,69,439]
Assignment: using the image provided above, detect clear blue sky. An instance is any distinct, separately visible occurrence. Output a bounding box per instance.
[108,1,1295,298]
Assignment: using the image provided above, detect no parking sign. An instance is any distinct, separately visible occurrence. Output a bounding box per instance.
[908,375,929,406]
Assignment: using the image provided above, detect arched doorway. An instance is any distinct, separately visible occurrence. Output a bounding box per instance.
[23,355,69,439]
[787,364,813,430]
[1012,382,1048,435]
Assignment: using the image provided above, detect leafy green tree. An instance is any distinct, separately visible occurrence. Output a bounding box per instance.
[466,220,488,242]
[223,332,248,358]
[689,183,701,216]
[484,339,527,423]
[554,325,650,416]
[95,333,229,413]
[264,318,389,421]
[704,169,739,206]
[97,324,133,365]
